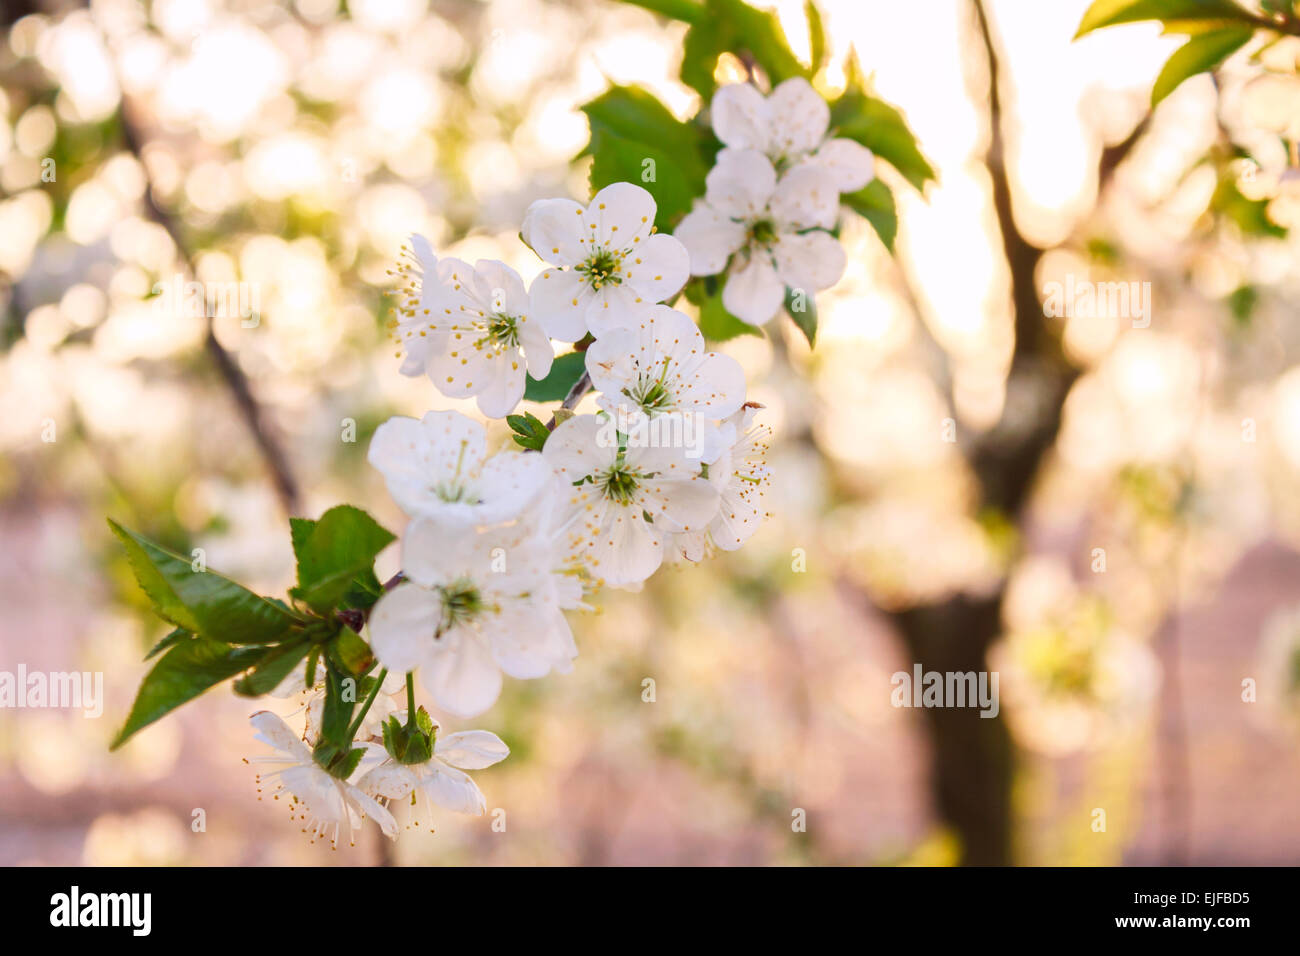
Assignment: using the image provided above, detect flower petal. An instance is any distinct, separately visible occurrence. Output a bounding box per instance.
[710,82,770,151]
[624,232,689,304]
[674,204,746,276]
[543,413,618,481]
[590,181,656,251]
[770,164,840,231]
[421,631,503,718]
[529,267,593,342]
[806,138,875,193]
[522,197,586,265]
[705,149,777,220]
[367,582,442,675]
[421,761,487,814]
[723,255,785,326]
[773,229,846,292]
[250,710,311,761]
[435,729,511,769]
[767,77,830,159]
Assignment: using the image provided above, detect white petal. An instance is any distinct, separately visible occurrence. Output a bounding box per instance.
[773,230,846,292]
[807,138,875,193]
[475,449,551,519]
[474,352,527,419]
[435,729,511,769]
[401,518,480,586]
[421,631,503,718]
[367,583,442,675]
[723,255,785,326]
[470,259,528,314]
[522,197,586,265]
[674,204,746,276]
[636,470,720,535]
[250,710,311,761]
[624,232,690,304]
[584,325,640,396]
[767,77,830,159]
[770,164,840,230]
[710,82,770,150]
[705,149,777,220]
[357,761,419,801]
[517,315,554,379]
[529,267,593,342]
[586,506,664,587]
[589,181,656,250]
[345,782,400,838]
[421,761,487,815]
[543,413,618,482]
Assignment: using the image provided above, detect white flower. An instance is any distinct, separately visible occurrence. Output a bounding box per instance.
[711,77,874,192]
[246,710,398,848]
[674,149,845,326]
[542,413,720,587]
[584,305,747,446]
[368,409,551,525]
[524,182,690,341]
[670,405,772,561]
[358,725,509,828]
[368,517,577,718]
[390,241,554,418]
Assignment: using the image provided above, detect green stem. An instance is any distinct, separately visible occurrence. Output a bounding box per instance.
[405,672,416,729]
[345,668,388,741]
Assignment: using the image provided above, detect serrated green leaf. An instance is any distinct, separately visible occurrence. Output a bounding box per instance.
[1074,0,1249,38]
[109,519,300,644]
[232,638,311,697]
[844,178,897,251]
[145,627,191,660]
[289,505,396,615]
[524,349,587,402]
[582,85,710,185]
[830,85,935,192]
[111,636,267,748]
[1150,24,1253,105]
[680,0,810,98]
[507,411,552,451]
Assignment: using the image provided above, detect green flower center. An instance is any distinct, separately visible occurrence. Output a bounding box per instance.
[482,312,520,349]
[578,249,624,290]
[625,372,675,413]
[440,578,485,630]
[747,219,777,246]
[599,464,643,505]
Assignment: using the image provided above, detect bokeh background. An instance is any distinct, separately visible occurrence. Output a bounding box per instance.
[2,0,1300,865]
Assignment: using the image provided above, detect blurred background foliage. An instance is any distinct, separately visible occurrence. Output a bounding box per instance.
[2,0,1300,865]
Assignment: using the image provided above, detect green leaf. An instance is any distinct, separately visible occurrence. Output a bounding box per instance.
[586,127,702,232]
[680,0,810,98]
[1150,24,1253,105]
[1211,176,1287,238]
[289,506,396,615]
[697,284,762,343]
[1074,0,1249,38]
[524,349,587,402]
[844,178,898,251]
[320,664,357,749]
[581,85,710,182]
[232,638,311,697]
[145,627,191,660]
[786,287,817,347]
[830,75,936,192]
[111,635,267,748]
[109,519,300,644]
[805,0,828,73]
[507,411,552,451]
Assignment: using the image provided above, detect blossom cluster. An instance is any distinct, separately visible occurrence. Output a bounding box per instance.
[675,78,874,326]
[247,179,774,847]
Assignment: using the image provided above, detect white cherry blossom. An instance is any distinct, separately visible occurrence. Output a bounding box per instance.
[524,182,690,340]
[368,410,550,526]
[358,724,509,827]
[670,405,772,561]
[246,710,397,849]
[584,304,746,453]
[711,77,874,191]
[674,148,845,326]
[542,413,719,587]
[390,245,553,418]
[367,516,577,718]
